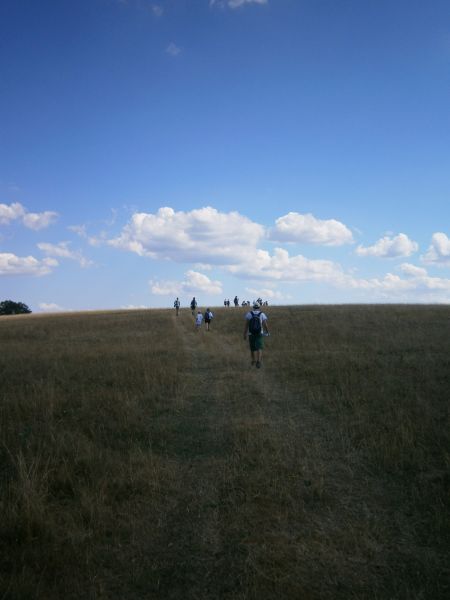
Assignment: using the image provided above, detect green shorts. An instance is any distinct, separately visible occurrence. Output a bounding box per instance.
[249,334,264,352]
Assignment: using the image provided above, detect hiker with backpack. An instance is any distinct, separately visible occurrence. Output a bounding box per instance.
[204,308,214,331]
[174,297,180,316]
[190,297,197,315]
[243,302,269,368]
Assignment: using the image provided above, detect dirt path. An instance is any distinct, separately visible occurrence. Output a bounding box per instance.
[146,309,441,599]
[147,311,338,598]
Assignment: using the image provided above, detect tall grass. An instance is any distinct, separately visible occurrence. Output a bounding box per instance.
[0,305,449,599]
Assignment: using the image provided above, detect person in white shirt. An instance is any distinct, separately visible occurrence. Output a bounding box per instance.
[243,302,269,368]
[195,311,203,330]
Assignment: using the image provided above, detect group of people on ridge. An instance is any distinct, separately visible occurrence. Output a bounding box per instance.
[173,297,270,368]
[223,296,269,307]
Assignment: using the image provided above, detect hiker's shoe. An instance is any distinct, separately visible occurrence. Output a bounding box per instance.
[256,361,261,368]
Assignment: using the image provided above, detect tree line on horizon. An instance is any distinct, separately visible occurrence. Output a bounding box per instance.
[0,300,31,315]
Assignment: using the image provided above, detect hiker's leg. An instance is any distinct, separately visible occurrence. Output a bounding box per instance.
[254,337,264,367]
[249,338,258,365]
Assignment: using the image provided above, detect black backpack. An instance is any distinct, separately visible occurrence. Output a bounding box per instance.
[248,311,262,335]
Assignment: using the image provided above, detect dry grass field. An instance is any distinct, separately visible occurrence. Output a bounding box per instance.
[0,304,449,599]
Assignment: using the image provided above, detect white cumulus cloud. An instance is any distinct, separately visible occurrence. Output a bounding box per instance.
[356,233,418,258]
[399,263,428,278]
[343,263,450,301]
[39,303,66,312]
[68,224,88,237]
[22,211,58,230]
[0,202,25,224]
[37,242,93,267]
[110,206,265,265]
[151,270,223,296]
[183,270,223,294]
[270,212,353,246]
[150,280,182,296]
[223,245,450,301]
[228,247,346,284]
[245,287,287,301]
[421,232,450,267]
[0,253,58,276]
[68,224,103,247]
[0,202,58,230]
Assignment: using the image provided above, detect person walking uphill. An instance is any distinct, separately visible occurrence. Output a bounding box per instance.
[190,297,197,315]
[174,297,180,316]
[204,308,213,331]
[243,302,269,368]
[195,310,203,330]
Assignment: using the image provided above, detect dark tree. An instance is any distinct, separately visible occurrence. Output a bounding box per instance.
[0,300,32,315]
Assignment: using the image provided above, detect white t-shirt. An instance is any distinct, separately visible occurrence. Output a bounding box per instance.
[195,313,203,325]
[245,310,267,334]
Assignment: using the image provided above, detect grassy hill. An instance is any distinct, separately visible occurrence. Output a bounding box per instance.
[1,305,449,599]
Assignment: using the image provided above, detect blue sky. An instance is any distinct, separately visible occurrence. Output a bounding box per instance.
[1,0,450,311]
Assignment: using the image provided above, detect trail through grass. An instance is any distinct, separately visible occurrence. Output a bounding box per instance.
[141,308,449,599]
